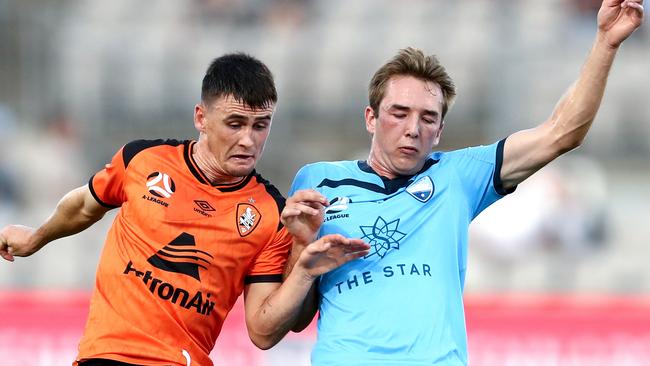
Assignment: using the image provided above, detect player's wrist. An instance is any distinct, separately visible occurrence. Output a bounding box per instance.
[595,31,622,51]
[291,233,318,250]
[291,263,319,285]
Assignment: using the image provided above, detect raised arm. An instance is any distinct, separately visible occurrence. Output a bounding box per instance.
[500,0,644,190]
[0,185,111,261]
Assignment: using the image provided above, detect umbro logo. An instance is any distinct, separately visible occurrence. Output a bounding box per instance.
[147,232,213,281]
[194,200,215,217]
[195,200,215,211]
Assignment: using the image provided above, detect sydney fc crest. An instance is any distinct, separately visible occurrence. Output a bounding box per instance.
[406,176,434,202]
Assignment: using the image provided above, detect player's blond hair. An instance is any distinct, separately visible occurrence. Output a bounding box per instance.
[369,47,456,119]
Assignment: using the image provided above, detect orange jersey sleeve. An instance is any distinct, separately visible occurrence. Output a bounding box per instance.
[245,226,292,283]
[88,146,127,207]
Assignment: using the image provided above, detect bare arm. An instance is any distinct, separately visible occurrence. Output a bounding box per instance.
[243,234,369,350]
[0,185,111,261]
[501,0,644,190]
[280,189,328,331]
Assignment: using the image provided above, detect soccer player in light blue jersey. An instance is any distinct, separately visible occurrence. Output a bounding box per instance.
[280,1,644,365]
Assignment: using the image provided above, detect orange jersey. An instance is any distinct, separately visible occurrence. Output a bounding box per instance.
[76,139,292,366]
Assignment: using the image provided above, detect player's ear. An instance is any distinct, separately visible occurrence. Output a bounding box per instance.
[433,121,444,145]
[365,106,377,135]
[193,103,207,132]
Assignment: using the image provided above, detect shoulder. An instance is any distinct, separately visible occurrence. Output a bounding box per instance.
[297,160,359,177]
[122,139,186,168]
[432,141,502,166]
[251,171,286,212]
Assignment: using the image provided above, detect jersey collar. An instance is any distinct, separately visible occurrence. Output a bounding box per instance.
[183,140,253,191]
[357,158,438,193]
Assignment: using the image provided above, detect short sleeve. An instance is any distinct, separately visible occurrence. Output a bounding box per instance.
[449,139,515,219]
[288,164,315,196]
[244,226,293,284]
[88,146,128,208]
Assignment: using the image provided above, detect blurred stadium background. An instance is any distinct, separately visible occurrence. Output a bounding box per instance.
[0,0,649,365]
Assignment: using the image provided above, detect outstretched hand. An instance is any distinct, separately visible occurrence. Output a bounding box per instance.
[0,225,37,262]
[296,234,370,280]
[281,189,329,245]
[598,0,644,47]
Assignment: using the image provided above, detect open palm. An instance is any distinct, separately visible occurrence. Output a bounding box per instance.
[298,235,370,278]
[598,0,645,47]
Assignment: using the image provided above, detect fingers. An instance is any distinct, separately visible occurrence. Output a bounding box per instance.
[0,235,15,262]
[313,234,371,254]
[0,252,15,262]
[282,202,322,218]
[622,0,644,14]
[282,189,328,222]
[286,189,329,208]
[0,225,36,261]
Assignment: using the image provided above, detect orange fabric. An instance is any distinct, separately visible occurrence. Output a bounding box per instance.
[77,139,291,366]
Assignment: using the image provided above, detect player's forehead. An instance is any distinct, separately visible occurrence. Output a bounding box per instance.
[210,94,275,117]
[380,75,443,113]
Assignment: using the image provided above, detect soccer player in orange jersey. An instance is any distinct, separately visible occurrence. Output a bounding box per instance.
[0,53,369,366]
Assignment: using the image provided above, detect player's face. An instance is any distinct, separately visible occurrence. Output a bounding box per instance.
[196,95,274,177]
[365,75,444,178]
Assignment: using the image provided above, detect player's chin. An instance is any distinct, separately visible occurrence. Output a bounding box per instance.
[393,162,421,176]
[227,163,256,177]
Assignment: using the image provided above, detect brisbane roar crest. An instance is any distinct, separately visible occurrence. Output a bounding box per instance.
[236,203,261,237]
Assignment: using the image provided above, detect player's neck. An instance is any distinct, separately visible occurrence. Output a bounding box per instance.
[366,152,398,180]
[192,140,245,185]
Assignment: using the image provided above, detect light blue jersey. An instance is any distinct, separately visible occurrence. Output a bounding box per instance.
[289,140,513,366]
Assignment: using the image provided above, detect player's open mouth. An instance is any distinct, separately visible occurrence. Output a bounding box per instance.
[231,155,254,162]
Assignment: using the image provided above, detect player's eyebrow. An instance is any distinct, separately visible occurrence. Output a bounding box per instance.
[388,103,439,117]
[254,114,272,121]
[386,104,411,112]
[224,113,272,121]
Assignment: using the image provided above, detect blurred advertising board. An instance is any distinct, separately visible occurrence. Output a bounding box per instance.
[1,291,649,366]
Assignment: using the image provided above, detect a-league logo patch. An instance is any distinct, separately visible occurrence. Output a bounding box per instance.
[325,196,351,214]
[237,203,261,237]
[146,171,176,198]
[406,176,434,202]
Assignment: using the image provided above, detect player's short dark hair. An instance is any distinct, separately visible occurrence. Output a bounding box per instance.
[369,47,456,120]
[201,53,277,109]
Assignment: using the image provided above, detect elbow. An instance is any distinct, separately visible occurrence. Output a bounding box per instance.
[554,135,584,156]
[291,323,309,333]
[247,322,284,350]
[548,112,594,156]
[549,121,589,157]
[249,333,279,350]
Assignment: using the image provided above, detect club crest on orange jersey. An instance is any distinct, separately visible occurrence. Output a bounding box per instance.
[237,203,261,237]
